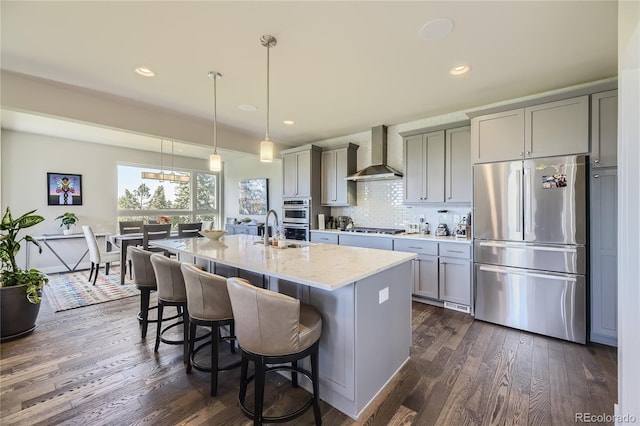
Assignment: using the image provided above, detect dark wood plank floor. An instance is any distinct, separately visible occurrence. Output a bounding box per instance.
[1,291,618,425]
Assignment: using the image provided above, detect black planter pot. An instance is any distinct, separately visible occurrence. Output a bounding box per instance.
[0,284,42,343]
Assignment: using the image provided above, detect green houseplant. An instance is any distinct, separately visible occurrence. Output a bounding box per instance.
[0,207,49,342]
[56,212,78,235]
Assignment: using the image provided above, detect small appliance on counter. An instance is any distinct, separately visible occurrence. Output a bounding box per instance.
[453,216,470,239]
[336,216,352,231]
[435,223,450,236]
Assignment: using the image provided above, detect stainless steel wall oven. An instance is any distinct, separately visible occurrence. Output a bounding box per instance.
[282,198,311,240]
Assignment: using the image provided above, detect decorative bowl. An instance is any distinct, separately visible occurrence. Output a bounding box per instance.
[199,229,226,240]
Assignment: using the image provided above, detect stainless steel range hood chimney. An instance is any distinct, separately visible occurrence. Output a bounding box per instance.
[345,125,403,181]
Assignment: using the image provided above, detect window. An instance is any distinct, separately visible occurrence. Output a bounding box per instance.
[117,165,220,228]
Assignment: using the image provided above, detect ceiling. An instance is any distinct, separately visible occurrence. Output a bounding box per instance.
[0,1,618,159]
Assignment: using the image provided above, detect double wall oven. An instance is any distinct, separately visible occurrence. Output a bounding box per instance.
[282,198,311,241]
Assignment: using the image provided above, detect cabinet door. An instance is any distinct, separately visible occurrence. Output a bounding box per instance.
[424,131,445,202]
[591,90,618,168]
[439,257,471,305]
[403,135,425,203]
[321,150,336,204]
[445,126,471,203]
[590,168,617,346]
[296,150,312,197]
[524,95,589,158]
[334,148,350,204]
[283,153,298,197]
[471,109,525,163]
[338,234,393,250]
[413,255,439,299]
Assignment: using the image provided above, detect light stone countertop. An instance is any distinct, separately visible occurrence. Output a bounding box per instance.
[151,234,416,292]
[310,229,472,244]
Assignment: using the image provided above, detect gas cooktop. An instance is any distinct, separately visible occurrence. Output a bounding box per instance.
[344,227,405,235]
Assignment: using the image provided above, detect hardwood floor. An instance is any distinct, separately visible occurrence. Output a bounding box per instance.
[1,294,617,425]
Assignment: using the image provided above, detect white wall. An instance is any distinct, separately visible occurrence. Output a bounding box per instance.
[223,155,282,224]
[0,129,210,272]
[617,1,640,422]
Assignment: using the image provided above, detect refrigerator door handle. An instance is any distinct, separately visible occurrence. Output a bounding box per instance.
[478,241,579,253]
[478,265,578,282]
[515,171,522,233]
[523,167,531,235]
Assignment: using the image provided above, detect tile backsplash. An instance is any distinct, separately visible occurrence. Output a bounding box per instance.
[330,180,471,234]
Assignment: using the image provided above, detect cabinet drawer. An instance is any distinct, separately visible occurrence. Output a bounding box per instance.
[393,239,438,256]
[339,234,393,250]
[310,232,339,245]
[439,243,471,259]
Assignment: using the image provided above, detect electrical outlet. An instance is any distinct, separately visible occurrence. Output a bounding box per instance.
[379,287,389,304]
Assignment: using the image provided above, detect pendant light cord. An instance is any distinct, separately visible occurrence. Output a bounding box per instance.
[265,42,270,141]
[213,73,218,154]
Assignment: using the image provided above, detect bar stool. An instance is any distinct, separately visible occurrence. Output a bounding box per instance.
[226,277,323,426]
[181,263,241,396]
[128,246,164,339]
[150,253,189,362]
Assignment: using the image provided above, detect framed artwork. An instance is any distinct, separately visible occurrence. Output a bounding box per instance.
[47,173,83,206]
[238,178,268,215]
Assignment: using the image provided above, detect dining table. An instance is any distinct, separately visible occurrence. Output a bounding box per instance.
[108,231,183,285]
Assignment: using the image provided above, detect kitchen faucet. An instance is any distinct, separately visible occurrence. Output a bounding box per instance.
[264,209,279,246]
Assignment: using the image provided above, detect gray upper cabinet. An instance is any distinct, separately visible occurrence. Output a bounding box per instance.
[591,90,618,168]
[471,109,524,163]
[445,126,472,203]
[524,95,589,158]
[321,144,358,206]
[282,145,322,198]
[471,95,589,163]
[403,131,445,203]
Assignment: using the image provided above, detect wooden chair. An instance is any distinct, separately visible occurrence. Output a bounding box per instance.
[178,222,202,238]
[143,223,171,255]
[82,225,120,286]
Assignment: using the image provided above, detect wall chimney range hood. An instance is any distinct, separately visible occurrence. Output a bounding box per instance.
[345,125,403,181]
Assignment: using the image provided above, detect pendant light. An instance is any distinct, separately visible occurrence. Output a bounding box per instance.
[141,139,166,181]
[208,71,222,172]
[259,35,277,162]
[141,139,189,183]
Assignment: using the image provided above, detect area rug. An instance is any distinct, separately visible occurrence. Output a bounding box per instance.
[44,267,139,312]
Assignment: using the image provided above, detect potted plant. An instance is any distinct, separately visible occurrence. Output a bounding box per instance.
[56,212,78,235]
[0,207,48,342]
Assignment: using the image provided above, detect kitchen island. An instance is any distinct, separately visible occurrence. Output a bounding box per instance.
[152,234,416,419]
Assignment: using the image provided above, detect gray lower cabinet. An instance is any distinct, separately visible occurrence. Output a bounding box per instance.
[439,257,472,306]
[590,168,618,346]
[394,238,471,309]
[338,233,393,250]
[226,224,259,235]
[310,232,339,245]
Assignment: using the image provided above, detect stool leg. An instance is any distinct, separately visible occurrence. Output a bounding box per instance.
[239,357,249,404]
[291,360,298,388]
[211,324,219,396]
[186,320,196,374]
[182,305,189,364]
[155,302,164,352]
[311,347,322,425]
[230,323,237,354]
[254,358,265,426]
[140,288,151,339]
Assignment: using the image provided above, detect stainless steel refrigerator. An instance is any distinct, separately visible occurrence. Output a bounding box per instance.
[473,154,587,343]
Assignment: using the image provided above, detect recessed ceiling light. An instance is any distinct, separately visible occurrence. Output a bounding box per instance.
[450,65,470,75]
[419,18,454,41]
[135,67,155,77]
[238,104,258,112]
[283,120,295,125]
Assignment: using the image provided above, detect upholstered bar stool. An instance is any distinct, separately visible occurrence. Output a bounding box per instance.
[128,246,164,339]
[181,263,241,396]
[150,253,189,362]
[226,277,323,426]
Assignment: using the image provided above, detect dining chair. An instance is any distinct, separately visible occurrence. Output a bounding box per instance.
[178,222,202,238]
[201,221,214,231]
[82,225,121,286]
[118,220,144,278]
[143,223,171,255]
